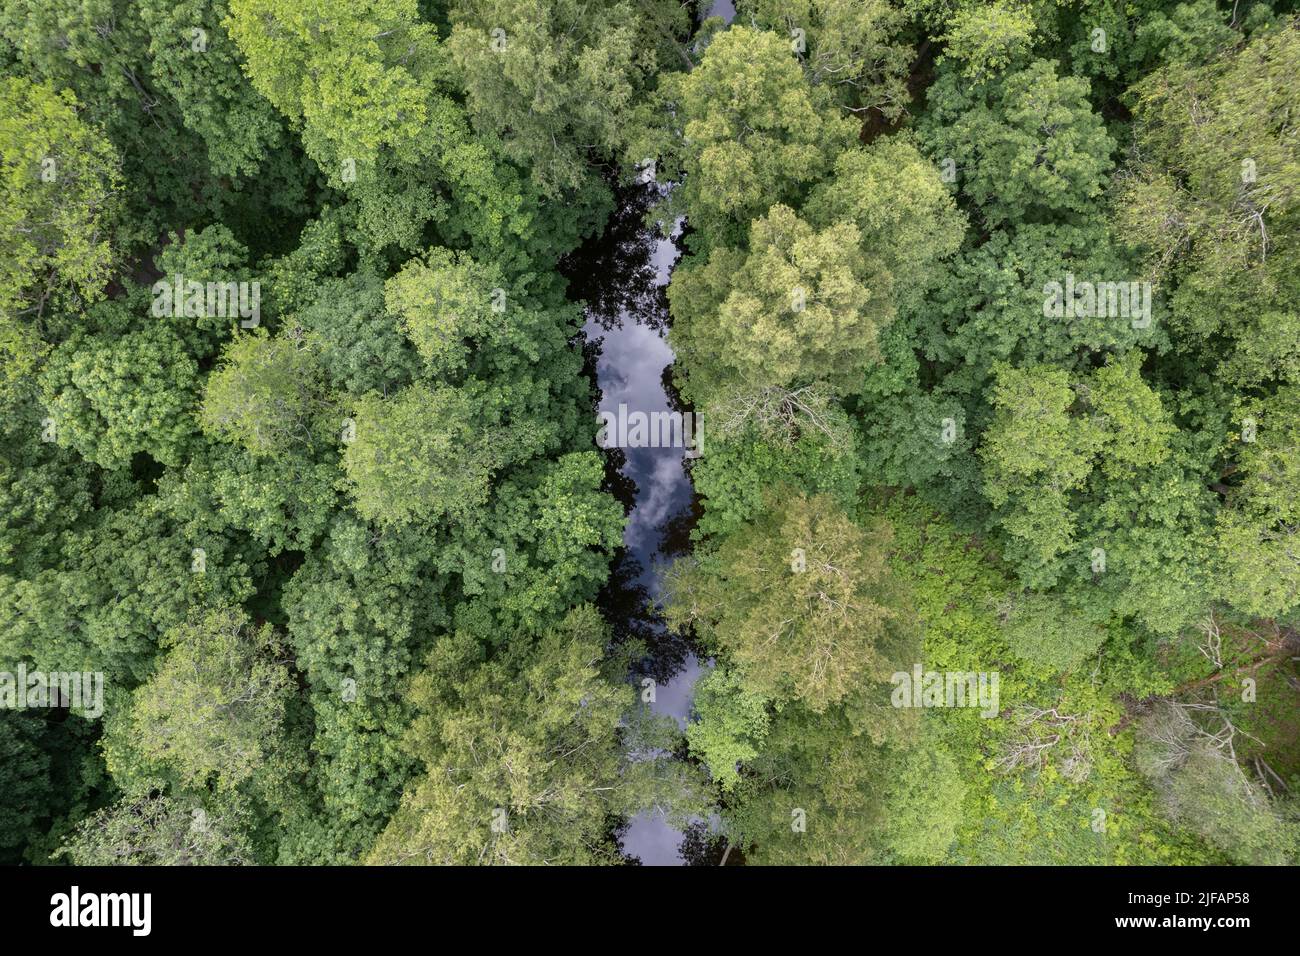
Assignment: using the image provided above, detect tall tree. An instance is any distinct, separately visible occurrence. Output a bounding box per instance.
[664,493,915,712]
[654,25,857,242]
[120,605,294,793]
[0,77,120,321]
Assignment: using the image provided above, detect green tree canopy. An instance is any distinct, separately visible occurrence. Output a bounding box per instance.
[664,492,915,712]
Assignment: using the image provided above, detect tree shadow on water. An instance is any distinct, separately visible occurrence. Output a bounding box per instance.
[596,547,693,686]
[561,178,670,333]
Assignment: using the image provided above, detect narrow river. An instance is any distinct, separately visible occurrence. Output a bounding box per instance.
[564,180,705,865]
[562,0,737,867]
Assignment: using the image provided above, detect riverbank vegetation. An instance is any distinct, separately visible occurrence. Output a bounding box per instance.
[1,0,1298,865]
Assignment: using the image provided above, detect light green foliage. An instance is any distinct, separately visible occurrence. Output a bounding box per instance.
[446,0,673,195]
[1089,354,1177,477]
[226,0,444,170]
[884,496,1209,865]
[1002,591,1107,674]
[980,355,1189,606]
[665,493,914,712]
[342,382,537,527]
[1116,23,1300,386]
[0,76,120,319]
[385,247,508,374]
[804,136,966,315]
[671,205,877,396]
[1216,387,1300,618]
[59,794,253,865]
[882,741,966,862]
[0,0,226,244]
[941,1,1037,80]
[201,332,330,458]
[120,605,294,792]
[737,0,913,119]
[140,0,285,177]
[0,313,44,418]
[685,667,771,792]
[981,363,1104,584]
[224,0,579,274]
[1076,455,1215,637]
[670,135,964,406]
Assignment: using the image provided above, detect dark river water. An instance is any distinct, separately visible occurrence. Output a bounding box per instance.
[564,181,708,865]
[560,0,737,868]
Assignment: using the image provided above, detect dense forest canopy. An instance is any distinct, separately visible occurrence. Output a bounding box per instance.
[1,0,1298,866]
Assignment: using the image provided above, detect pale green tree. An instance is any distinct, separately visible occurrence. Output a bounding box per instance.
[0,77,120,320]
[125,605,294,792]
[664,493,915,712]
